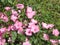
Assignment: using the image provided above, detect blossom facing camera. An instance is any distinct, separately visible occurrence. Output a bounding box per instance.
[5,7,11,11]
[52,29,59,36]
[43,33,49,41]
[42,22,54,29]
[0,27,6,33]
[2,16,8,22]
[16,4,24,9]
[25,28,32,36]
[50,39,58,45]
[47,24,54,29]
[31,25,39,33]
[42,22,49,29]
[11,15,18,22]
[26,6,36,19]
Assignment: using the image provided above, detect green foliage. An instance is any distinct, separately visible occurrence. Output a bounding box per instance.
[17,34,26,41]
[11,31,17,42]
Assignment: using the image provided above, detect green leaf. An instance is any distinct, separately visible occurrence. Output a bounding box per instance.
[8,0,13,4]
[11,31,17,42]
[1,0,5,3]
[3,32,9,39]
[17,34,26,41]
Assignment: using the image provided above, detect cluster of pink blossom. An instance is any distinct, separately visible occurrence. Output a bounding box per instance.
[0,3,38,45]
[25,19,39,36]
[0,3,60,45]
[11,10,20,22]
[42,22,60,45]
[42,22,54,29]
[0,12,8,22]
[0,27,6,45]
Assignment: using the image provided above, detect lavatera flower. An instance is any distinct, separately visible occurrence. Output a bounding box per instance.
[26,6,36,19]
[23,41,31,45]
[52,29,59,36]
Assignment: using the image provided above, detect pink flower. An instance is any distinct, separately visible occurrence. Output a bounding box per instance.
[11,25,16,30]
[26,6,36,19]
[0,39,6,45]
[17,27,23,34]
[12,10,18,16]
[42,22,49,29]
[0,33,3,40]
[11,15,18,22]
[42,22,54,29]
[7,25,11,31]
[14,21,22,29]
[23,41,31,45]
[43,33,49,40]
[50,39,58,45]
[2,16,8,22]
[28,22,39,34]
[31,19,37,24]
[11,10,19,22]
[31,25,39,33]
[0,27,6,33]
[52,29,59,36]
[26,11,36,19]
[28,22,35,28]
[0,13,8,22]
[16,4,24,9]
[26,6,32,13]
[47,24,54,29]
[0,13,4,19]
[5,7,11,11]
[25,28,32,36]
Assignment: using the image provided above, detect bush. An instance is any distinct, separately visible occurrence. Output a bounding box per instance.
[0,0,60,45]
